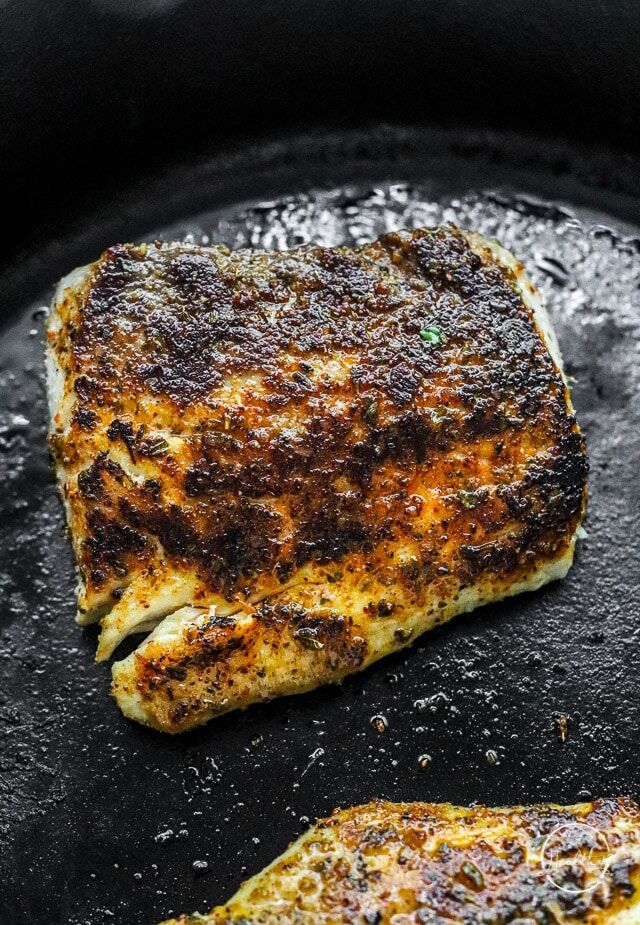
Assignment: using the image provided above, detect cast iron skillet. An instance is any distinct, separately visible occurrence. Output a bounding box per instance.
[1,3,639,925]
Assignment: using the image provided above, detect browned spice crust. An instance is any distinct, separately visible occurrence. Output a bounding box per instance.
[163,798,640,924]
[52,227,588,605]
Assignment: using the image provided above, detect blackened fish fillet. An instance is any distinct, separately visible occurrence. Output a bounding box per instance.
[46,227,588,732]
[161,798,640,924]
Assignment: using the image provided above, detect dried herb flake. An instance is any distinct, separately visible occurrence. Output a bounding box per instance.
[420,325,443,345]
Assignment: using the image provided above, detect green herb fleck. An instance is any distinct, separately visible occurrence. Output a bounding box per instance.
[139,435,169,457]
[461,861,485,890]
[459,489,487,510]
[363,397,378,425]
[419,325,443,345]
[292,370,313,387]
[293,627,324,650]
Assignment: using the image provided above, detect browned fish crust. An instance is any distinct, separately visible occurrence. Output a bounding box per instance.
[161,798,640,924]
[48,226,588,731]
[51,227,587,599]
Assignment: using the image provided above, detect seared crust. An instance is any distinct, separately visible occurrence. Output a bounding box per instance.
[47,227,588,732]
[161,798,640,924]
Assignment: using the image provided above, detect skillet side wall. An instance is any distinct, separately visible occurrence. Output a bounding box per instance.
[1,0,640,258]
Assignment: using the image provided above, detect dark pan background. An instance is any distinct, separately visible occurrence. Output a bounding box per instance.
[1,3,640,925]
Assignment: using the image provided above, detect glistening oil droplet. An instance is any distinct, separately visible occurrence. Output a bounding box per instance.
[370,714,388,734]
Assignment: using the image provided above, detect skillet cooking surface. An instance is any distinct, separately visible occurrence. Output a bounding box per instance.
[1,128,639,925]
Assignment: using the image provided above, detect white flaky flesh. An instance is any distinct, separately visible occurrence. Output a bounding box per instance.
[95,572,199,661]
[47,231,585,733]
[112,543,575,731]
[47,266,95,622]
